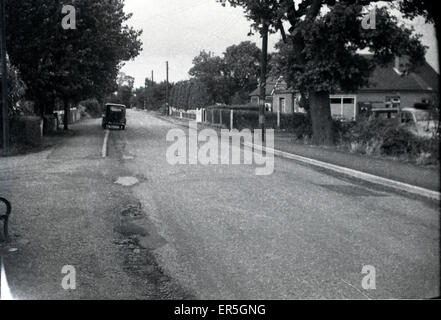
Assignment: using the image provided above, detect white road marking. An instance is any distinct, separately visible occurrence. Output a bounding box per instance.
[1,258,14,300]
[244,142,441,201]
[102,129,110,158]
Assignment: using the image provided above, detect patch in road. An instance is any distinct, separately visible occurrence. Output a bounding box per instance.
[122,155,135,161]
[113,202,193,299]
[115,176,139,187]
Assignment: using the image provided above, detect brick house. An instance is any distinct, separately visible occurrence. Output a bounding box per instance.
[249,57,439,120]
[249,76,305,114]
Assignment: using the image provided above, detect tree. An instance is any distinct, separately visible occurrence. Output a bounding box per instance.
[189,50,231,104]
[0,60,26,115]
[219,0,283,140]
[6,0,142,130]
[169,80,209,110]
[220,0,427,145]
[224,41,261,103]
[115,72,135,107]
[189,42,262,105]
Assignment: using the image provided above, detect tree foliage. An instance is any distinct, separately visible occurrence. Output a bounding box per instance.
[221,0,429,145]
[6,0,142,120]
[189,41,263,105]
[170,80,210,110]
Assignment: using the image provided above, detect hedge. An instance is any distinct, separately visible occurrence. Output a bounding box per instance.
[9,116,43,147]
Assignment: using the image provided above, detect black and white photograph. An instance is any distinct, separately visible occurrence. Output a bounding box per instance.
[0,0,440,306]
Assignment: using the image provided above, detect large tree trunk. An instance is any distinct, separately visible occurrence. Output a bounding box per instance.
[63,98,69,131]
[309,91,334,146]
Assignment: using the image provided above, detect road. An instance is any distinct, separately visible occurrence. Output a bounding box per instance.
[0,109,439,299]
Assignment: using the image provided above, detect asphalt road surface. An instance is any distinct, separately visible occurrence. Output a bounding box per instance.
[0,109,439,299]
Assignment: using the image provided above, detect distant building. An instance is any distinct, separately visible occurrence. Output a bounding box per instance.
[249,77,305,114]
[249,57,439,121]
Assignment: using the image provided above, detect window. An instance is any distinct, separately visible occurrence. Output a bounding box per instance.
[343,98,355,104]
[279,98,286,113]
[110,106,123,112]
[401,112,413,123]
[386,96,400,108]
[330,95,357,120]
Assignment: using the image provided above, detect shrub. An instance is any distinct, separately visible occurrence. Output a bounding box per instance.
[341,118,440,165]
[81,99,102,118]
[9,116,43,147]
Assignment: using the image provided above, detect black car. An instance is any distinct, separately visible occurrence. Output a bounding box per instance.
[102,103,127,130]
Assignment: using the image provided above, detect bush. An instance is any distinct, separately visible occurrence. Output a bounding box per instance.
[340,118,440,164]
[9,116,43,147]
[81,99,102,118]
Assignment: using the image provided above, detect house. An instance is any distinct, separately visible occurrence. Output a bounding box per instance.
[249,77,305,114]
[249,57,439,121]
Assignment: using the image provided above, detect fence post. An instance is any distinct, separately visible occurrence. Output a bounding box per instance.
[211,110,214,123]
[277,107,280,129]
[230,109,233,130]
[219,110,223,125]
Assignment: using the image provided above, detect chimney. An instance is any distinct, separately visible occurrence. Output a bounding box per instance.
[394,56,410,75]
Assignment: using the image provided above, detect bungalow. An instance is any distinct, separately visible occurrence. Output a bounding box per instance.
[249,57,439,120]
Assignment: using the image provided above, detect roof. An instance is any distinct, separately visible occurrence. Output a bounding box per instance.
[249,77,279,97]
[106,103,126,108]
[359,59,439,93]
[249,58,439,96]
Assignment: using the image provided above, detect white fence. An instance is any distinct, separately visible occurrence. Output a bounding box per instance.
[170,107,235,130]
[170,107,202,122]
[54,108,82,125]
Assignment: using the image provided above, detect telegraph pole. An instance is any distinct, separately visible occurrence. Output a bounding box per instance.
[259,19,268,143]
[165,61,169,116]
[144,78,148,109]
[1,0,9,151]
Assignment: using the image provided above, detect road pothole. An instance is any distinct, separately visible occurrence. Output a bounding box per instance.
[113,204,193,299]
[115,176,139,187]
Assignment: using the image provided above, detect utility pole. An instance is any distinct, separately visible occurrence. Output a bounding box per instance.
[259,19,269,143]
[165,61,169,116]
[1,0,8,152]
[144,78,148,109]
[150,70,153,110]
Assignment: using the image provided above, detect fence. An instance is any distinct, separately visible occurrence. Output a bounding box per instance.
[170,107,200,122]
[54,108,82,126]
[169,106,311,137]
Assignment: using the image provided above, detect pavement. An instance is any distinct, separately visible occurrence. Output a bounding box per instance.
[273,134,440,192]
[0,109,439,299]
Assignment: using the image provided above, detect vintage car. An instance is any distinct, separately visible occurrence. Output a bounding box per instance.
[102,103,127,130]
[399,107,439,138]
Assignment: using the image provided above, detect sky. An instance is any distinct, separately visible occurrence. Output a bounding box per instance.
[121,0,439,88]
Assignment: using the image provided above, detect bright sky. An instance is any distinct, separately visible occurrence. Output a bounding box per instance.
[121,0,439,88]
